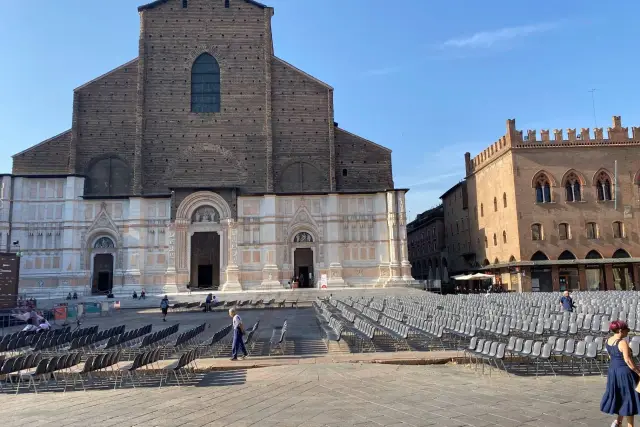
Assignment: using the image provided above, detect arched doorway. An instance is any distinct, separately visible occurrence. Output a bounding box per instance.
[92,236,115,294]
[174,191,235,291]
[530,251,552,292]
[558,250,578,291]
[292,232,314,288]
[189,206,221,289]
[585,250,605,291]
[612,249,634,290]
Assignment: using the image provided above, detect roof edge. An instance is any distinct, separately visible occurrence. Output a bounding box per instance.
[138,0,267,12]
[12,129,72,158]
[74,58,139,92]
[335,127,392,153]
[273,56,333,90]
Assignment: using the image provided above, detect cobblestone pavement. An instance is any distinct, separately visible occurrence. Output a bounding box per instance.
[0,363,611,427]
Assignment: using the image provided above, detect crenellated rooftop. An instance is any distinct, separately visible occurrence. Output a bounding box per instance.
[465,116,640,176]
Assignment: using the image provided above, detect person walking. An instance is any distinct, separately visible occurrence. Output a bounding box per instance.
[229,307,247,361]
[601,320,640,427]
[559,290,575,312]
[160,295,169,322]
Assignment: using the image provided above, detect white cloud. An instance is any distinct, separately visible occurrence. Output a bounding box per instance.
[398,171,462,188]
[362,67,401,76]
[441,22,559,49]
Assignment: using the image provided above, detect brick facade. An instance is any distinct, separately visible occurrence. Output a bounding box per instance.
[444,116,640,292]
[5,0,415,295]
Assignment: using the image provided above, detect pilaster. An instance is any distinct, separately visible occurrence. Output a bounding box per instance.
[259,196,282,289]
[263,8,274,193]
[222,218,242,291]
[132,11,147,195]
[325,194,344,287]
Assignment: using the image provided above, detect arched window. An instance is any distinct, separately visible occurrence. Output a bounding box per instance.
[535,174,552,203]
[558,250,576,260]
[480,203,484,217]
[586,250,603,259]
[493,197,498,212]
[613,249,631,258]
[596,171,612,201]
[503,192,507,208]
[502,231,507,243]
[531,251,548,261]
[493,233,497,246]
[559,223,569,240]
[85,156,131,196]
[564,172,582,202]
[613,221,624,238]
[484,236,488,248]
[191,53,221,113]
[531,223,542,241]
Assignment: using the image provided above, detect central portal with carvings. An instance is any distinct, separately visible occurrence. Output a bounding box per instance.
[190,232,220,289]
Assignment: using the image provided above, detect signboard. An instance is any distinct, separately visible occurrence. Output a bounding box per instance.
[0,253,20,309]
[320,274,328,289]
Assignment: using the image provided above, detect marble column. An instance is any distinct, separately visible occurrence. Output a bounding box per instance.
[386,191,401,280]
[397,191,413,280]
[222,218,242,291]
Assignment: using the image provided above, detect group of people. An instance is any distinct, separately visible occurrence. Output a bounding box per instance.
[21,309,51,332]
[65,292,79,300]
[132,289,146,300]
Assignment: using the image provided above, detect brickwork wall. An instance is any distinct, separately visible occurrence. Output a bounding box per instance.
[441,183,473,273]
[334,128,393,191]
[513,146,640,260]
[140,0,271,195]
[74,61,138,179]
[271,58,331,192]
[12,131,71,175]
[466,151,521,265]
[465,116,640,265]
[13,0,396,200]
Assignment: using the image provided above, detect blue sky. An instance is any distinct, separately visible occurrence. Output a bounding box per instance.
[1,0,640,219]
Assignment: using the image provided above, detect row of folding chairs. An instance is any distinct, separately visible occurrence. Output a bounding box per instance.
[173,323,206,348]
[102,324,152,350]
[137,324,179,349]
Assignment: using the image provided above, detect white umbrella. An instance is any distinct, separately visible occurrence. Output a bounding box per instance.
[453,274,473,280]
[469,273,493,280]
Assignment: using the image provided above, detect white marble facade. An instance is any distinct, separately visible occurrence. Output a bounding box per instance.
[0,175,415,295]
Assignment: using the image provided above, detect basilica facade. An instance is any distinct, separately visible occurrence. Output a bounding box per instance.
[1,0,414,295]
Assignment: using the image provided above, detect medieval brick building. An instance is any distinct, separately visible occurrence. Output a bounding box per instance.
[1,0,414,294]
[444,116,640,292]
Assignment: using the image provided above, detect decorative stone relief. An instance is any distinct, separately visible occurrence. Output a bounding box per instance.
[293,232,313,243]
[168,226,176,264]
[191,205,220,223]
[230,222,238,265]
[94,237,115,249]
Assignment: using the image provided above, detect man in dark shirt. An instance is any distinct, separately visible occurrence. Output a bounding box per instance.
[559,290,575,312]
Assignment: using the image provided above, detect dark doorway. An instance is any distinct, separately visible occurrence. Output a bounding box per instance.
[93,253,113,294]
[190,232,220,289]
[294,248,314,288]
[198,265,213,288]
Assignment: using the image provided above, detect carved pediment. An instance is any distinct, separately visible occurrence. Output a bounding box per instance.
[88,202,120,238]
